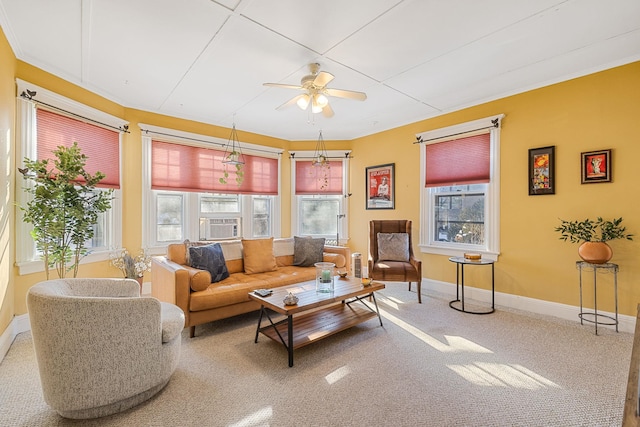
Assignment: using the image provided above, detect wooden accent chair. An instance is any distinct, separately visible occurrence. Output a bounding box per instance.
[368,220,422,303]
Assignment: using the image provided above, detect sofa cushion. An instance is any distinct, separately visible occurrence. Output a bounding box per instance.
[377,232,409,262]
[188,243,230,286]
[242,238,278,274]
[189,266,316,311]
[293,236,326,267]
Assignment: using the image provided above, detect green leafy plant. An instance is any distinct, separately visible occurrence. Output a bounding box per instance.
[219,152,244,185]
[19,142,113,278]
[555,217,633,243]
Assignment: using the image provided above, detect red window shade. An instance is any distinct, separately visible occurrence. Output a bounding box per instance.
[295,160,343,195]
[36,109,120,189]
[425,133,490,187]
[151,140,278,195]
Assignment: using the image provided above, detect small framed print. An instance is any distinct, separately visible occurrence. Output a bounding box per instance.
[581,149,611,184]
[528,146,555,195]
[366,163,395,209]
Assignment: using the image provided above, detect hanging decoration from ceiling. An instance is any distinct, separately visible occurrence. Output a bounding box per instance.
[312,130,330,189]
[220,123,245,186]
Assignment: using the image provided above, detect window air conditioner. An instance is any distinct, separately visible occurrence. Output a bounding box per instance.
[200,218,240,240]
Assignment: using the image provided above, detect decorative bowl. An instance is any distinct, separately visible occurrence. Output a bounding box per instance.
[361,277,373,286]
[283,292,299,306]
[338,271,348,278]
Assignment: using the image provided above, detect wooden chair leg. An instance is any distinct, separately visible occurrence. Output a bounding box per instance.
[190,325,196,338]
[408,282,422,303]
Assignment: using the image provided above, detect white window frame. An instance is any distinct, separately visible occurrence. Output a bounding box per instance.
[290,151,350,244]
[15,79,126,275]
[418,115,503,261]
[141,124,282,254]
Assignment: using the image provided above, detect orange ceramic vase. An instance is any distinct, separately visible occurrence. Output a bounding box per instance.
[578,242,613,264]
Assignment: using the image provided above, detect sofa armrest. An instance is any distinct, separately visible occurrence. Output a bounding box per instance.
[324,245,351,273]
[409,255,422,278]
[151,257,191,318]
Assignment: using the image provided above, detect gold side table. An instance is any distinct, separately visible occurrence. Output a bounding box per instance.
[576,261,619,335]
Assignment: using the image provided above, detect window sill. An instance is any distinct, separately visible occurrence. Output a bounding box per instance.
[419,244,499,262]
[16,251,111,276]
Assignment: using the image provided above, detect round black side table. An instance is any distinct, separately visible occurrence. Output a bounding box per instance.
[448,256,495,314]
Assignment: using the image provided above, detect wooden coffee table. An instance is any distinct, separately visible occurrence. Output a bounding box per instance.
[249,277,385,367]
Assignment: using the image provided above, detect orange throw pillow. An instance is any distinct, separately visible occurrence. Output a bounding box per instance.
[242,237,277,274]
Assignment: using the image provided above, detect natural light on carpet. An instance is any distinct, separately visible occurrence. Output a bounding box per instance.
[377,307,493,353]
[229,406,273,427]
[447,362,560,389]
[325,366,351,384]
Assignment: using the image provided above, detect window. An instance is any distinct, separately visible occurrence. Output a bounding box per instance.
[418,115,503,260]
[141,124,282,250]
[15,80,127,274]
[291,151,350,245]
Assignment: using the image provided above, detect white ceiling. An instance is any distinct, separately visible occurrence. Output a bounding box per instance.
[1,0,639,141]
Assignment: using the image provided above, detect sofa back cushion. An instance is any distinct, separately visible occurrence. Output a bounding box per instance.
[166,237,345,273]
[293,236,326,267]
[242,238,278,274]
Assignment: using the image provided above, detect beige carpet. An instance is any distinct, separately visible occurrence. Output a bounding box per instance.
[0,287,633,427]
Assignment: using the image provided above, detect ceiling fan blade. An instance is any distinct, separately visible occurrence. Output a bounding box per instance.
[313,71,334,88]
[325,88,367,101]
[322,103,334,118]
[263,83,305,90]
[276,94,306,110]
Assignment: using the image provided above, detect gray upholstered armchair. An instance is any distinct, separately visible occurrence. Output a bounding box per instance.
[27,278,184,419]
[368,220,422,303]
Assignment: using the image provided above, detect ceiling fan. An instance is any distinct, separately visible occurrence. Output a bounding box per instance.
[263,63,367,118]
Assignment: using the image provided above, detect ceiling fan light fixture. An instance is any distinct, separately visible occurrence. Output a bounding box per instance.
[311,95,323,114]
[316,93,328,108]
[297,94,310,110]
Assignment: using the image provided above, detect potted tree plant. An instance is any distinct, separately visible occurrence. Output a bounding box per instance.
[554,217,633,264]
[19,142,113,278]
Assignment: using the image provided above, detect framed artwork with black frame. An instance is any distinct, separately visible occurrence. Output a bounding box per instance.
[528,146,555,195]
[366,163,395,209]
[581,149,611,184]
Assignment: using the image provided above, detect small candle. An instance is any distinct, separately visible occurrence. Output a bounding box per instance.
[322,270,331,282]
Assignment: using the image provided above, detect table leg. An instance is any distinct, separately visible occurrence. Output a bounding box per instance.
[288,315,294,367]
[579,266,584,325]
[614,270,619,333]
[254,306,265,343]
[370,293,384,326]
[461,264,465,312]
[593,268,598,336]
[491,262,495,309]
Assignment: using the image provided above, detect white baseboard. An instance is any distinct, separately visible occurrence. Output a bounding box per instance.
[0,314,31,364]
[421,278,636,334]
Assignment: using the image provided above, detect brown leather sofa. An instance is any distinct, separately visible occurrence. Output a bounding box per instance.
[152,238,351,337]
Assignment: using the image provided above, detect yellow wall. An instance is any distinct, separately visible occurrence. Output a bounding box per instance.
[2,22,639,340]
[0,26,16,335]
[350,62,640,315]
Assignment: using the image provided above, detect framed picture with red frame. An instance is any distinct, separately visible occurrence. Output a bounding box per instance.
[528,146,555,195]
[366,163,395,209]
[581,149,611,184]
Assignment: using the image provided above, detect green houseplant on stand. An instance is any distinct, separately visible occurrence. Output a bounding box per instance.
[19,142,113,278]
[555,217,633,264]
